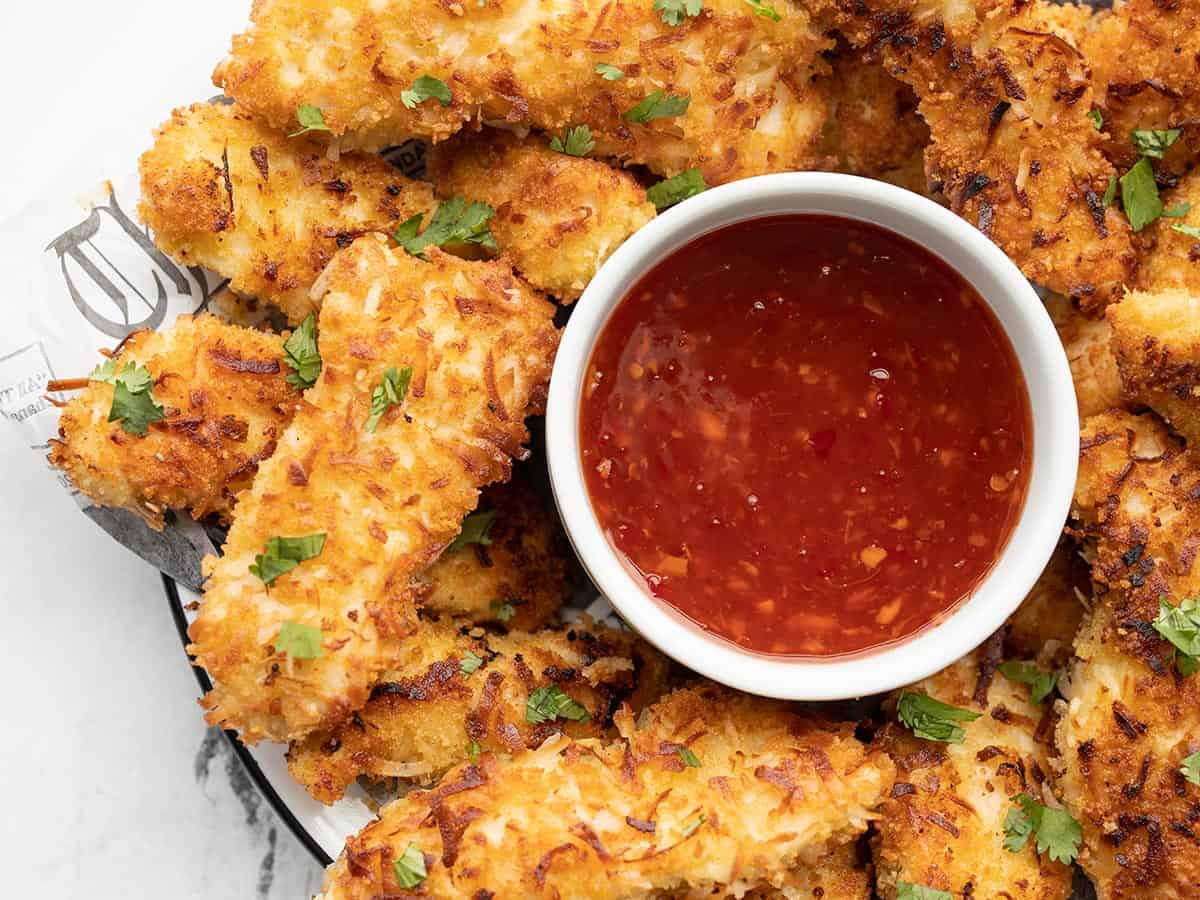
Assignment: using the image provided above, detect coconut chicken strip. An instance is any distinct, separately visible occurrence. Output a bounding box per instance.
[744,843,871,900]
[1108,289,1200,448]
[47,314,299,528]
[139,103,438,325]
[430,131,655,303]
[315,683,894,899]
[1082,0,1200,175]
[1061,410,1200,898]
[1005,537,1089,668]
[213,0,834,185]
[872,641,1073,900]
[1045,293,1124,420]
[879,1,1134,309]
[287,618,666,803]
[188,238,558,743]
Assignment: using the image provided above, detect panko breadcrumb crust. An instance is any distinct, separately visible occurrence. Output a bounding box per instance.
[315,684,894,899]
[188,238,558,744]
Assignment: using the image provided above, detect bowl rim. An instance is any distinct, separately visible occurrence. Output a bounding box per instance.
[545,172,1078,700]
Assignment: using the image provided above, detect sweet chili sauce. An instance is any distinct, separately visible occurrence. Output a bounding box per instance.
[579,214,1032,657]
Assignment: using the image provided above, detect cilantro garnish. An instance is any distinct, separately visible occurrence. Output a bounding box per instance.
[742,0,781,20]
[1131,128,1182,159]
[998,660,1058,704]
[448,508,498,552]
[289,105,330,137]
[394,197,496,257]
[401,75,452,110]
[282,312,322,389]
[1165,201,1192,218]
[680,814,706,837]
[549,125,595,157]
[460,650,484,676]
[1181,751,1200,786]
[250,534,327,586]
[653,0,701,25]
[624,90,690,124]
[896,884,953,900]
[595,63,625,81]
[646,168,708,210]
[273,620,325,659]
[467,740,481,763]
[896,691,981,743]
[1120,157,1164,232]
[526,686,590,724]
[392,842,427,889]
[365,365,413,433]
[1173,222,1200,240]
[1002,794,1082,864]
[90,360,164,436]
[1152,596,1200,676]
[1087,109,1103,131]
[678,747,701,767]
[491,600,515,622]
[1102,175,1117,208]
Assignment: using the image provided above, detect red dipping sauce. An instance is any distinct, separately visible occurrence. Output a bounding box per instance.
[579,215,1032,657]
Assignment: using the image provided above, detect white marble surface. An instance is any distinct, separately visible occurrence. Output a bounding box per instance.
[0,3,326,896]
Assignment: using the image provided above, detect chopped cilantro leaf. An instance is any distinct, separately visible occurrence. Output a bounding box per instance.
[653,0,701,25]
[394,197,496,257]
[896,883,954,900]
[393,842,427,889]
[1152,596,1200,675]
[460,650,484,676]
[1173,222,1200,240]
[1131,128,1182,159]
[595,63,625,81]
[678,747,701,767]
[88,358,119,384]
[467,740,481,763]
[491,600,515,622]
[282,312,322,389]
[646,168,707,210]
[743,0,781,19]
[1181,751,1200,786]
[1002,794,1082,864]
[274,620,324,659]
[365,365,413,433]
[998,660,1058,704]
[289,105,330,137]
[448,508,498,552]
[1102,174,1117,208]
[91,361,163,436]
[1165,201,1192,218]
[1087,108,1103,131]
[680,814,706,837]
[624,89,690,124]
[896,691,981,743]
[549,124,595,157]
[251,533,327,586]
[526,685,590,724]
[401,75,452,110]
[1120,157,1164,232]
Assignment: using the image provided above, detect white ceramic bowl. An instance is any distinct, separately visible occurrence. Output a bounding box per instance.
[546,172,1078,700]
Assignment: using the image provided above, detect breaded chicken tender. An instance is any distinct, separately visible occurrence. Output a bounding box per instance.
[48,314,298,528]
[1045,293,1124,419]
[188,238,558,744]
[1083,0,1200,175]
[743,843,871,900]
[213,0,834,185]
[139,103,437,325]
[1136,170,1200,295]
[880,1,1135,308]
[1005,537,1089,668]
[287,618,664,803]
[419,476,570,632]
[430,131,655,303]
[872,642,1073,899]
[1061,410,1200,898]
[1109,289,1200,447]
[315,683,895,899]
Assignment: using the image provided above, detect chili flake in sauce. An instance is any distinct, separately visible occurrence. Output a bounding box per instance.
[579,215,1032,656]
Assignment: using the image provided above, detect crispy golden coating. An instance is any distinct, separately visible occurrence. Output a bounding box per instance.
[1109,289,1200,447]
[430,131,655,303]
[420,476,569,632]
[287,618,664,803]
[872,642,1073,900]
[881,2,1135,308]
[743,843,871,900]
[315,683,894,899]
[1136,170,1200,295]
[1082,0,1200,175]
[188,239,558,744]
[1005,537,1089,668]
[213,0,835,184]
[818,45,929,183]
[1046,293,1124,420]
[1061,410,1200,898]
[47,314,298,528]
[139,103,437,325]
